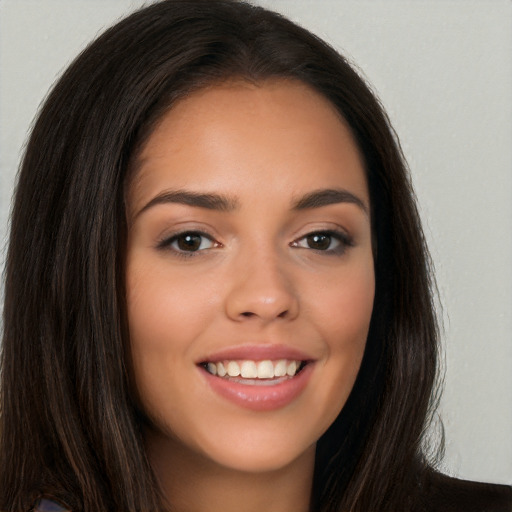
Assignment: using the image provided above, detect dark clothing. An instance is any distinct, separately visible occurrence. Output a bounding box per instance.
[31,473,512,511]
[418,471,512,512]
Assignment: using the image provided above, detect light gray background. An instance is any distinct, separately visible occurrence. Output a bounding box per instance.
[1,0,511,485]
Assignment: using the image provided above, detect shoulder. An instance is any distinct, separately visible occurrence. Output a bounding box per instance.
[31,497,71,512]
[417,470,512,512]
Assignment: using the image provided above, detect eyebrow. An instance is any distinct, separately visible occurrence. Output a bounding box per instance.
[135,187,368,218]
[292,188,368,214]
[135,189,239,218]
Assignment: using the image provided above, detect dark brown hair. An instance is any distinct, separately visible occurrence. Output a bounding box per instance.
[1,1,440,510]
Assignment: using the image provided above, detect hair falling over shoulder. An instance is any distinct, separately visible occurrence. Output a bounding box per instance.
[0,1,441,510]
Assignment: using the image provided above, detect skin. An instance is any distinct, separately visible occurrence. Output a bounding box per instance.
[125,80,375,512]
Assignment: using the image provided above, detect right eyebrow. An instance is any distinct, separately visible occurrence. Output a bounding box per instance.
[134,189,239,219]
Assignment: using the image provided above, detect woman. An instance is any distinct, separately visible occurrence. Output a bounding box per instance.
[0,1,510,511]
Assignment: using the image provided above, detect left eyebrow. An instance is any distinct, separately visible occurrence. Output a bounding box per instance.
[292,188,369,215]
[134,189,239,219]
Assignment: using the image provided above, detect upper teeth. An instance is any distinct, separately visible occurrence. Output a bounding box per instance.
[205,360,301,379]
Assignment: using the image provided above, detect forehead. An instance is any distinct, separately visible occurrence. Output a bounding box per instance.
[127,79,368,216]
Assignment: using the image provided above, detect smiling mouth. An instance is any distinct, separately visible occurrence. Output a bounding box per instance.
[200,359,309,384]
[198,355,314,410]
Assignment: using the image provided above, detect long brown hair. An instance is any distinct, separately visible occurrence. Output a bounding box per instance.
[1,1,440,510]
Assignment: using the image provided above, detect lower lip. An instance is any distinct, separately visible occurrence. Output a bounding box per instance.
[200,363,314,411]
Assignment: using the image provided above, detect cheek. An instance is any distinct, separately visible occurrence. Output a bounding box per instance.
[330,280,374,348]
[308,259,375,349]
[306,261,374,420]
[126,256,220,351]
[125,262,204,420]
[125,258,219,410]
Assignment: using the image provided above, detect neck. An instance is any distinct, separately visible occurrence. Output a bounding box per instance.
[146,430,315,512]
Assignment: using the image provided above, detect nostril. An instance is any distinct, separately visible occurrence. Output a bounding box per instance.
[240,309,289,319]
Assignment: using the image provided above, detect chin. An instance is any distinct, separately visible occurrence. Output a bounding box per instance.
[200,439,316,474]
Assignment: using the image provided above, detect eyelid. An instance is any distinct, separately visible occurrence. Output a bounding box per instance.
[290,229,354,255]
[156,229,221,256]
[154,225,354,258]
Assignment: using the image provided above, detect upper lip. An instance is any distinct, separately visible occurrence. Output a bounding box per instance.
[197,344,315,363]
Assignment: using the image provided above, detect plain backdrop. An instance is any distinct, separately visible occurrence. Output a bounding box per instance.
[0,0,511,485]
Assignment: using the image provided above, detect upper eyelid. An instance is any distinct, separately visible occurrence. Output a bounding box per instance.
[292,227,353,243]
[156,229,218,250]
[293,229,353,244]
[157,225,218,242]
[290,230,354,258]
[155,226,354,249]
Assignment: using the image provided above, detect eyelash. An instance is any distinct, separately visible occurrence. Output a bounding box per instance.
[291,230,354,256]
[156,229,353,258]
[156,230,219,258]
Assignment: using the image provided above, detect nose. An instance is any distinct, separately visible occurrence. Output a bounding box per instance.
[224,251,299,324]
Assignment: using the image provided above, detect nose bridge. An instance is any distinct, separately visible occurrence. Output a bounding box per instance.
[225,240,299,323]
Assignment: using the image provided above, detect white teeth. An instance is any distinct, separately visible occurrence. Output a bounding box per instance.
[226,361,240,377]
[240,361,258,378]
[204,359,303,379]
[287,360,297,376]
[274,359,287,377]
[217,361,226,377]
[257,360,274,379]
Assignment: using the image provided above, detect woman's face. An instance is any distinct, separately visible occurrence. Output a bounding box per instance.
[125,80,374,473]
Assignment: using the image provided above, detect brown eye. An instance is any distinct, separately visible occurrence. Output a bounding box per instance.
[177,234,202,251]
[306,233,332,251]
[159,231,216,253]
[291,230,352,255]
